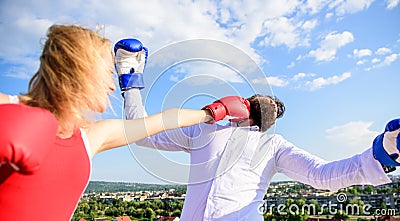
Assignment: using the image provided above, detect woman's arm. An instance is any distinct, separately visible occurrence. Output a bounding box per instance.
[0,93,11,104]
[87,108,212,156]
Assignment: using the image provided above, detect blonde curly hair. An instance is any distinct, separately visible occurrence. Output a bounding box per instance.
[21,24,114,136]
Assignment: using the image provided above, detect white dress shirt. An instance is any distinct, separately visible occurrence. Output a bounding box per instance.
[124,89,391,221]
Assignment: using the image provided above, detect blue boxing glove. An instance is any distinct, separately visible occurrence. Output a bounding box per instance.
[114,38,148,91]
[372,119,400,166]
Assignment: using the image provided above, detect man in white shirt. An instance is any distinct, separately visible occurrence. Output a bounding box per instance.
[114,38,398,221]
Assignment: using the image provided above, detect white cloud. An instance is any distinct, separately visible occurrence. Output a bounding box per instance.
[146,38,265,86]
[252,71,353,90]
[214,0,302,58]
[325,121,379,147]
[356,59,367,65]
[353,48,372,58]
[371,58,381,63]
[301,0,331,14]
[377,53,399,67]
[261,17,301,48]
[330,0,374,16]
[0,14,53,60]
[376,47,392,55]
[169,74,180,83]
[219,8,231,24]
[309,31,354,61]
[366,53,399,70]
[386,0,400,9]
[0,53,41,79]
[103,1,228,47]
[304,72,351,90]
[0,0,391,87]
[4,71,31,80]
[0,0,335,79]
[169,61,244,86]
[252,76,289,87]
[253,0,320,49]
[292,72,316,81]
[325,12,334,19]
[302,19,318,30]
[219,0,301,21]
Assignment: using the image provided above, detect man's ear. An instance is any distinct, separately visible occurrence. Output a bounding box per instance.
[238,118,253,127]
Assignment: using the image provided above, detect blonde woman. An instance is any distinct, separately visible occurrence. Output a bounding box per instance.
[0,25,246,220]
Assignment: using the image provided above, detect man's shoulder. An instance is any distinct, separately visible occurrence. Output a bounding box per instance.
[259,133,285,143]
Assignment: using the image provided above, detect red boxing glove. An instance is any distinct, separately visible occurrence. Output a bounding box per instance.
[0,104,58,174]
[202,96,250,123]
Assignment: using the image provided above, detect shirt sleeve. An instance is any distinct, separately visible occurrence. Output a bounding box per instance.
[273,135,391,191]
[123,89,147,119]
[135,126,195,152]
[123,88,193,152]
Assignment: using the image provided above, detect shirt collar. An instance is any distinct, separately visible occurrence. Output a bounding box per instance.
[228,122,259,131]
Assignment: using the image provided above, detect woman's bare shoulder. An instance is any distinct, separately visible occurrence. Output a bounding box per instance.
[0,93,11,104]
[84,119,125,156]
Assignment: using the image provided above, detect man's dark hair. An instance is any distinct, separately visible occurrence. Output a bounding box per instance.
[247,94,285,132]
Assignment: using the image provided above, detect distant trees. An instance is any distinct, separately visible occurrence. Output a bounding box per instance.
[74,179,400,220]
[72,198,184,221]
[85,181,186,193]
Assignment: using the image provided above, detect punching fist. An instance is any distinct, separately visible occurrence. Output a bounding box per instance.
[0,104,58,174]
[372,119,400,166]
[114,38,148,91]
[202,96,250,123]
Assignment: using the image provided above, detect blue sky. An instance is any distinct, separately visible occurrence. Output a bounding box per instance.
[0,0,399,184]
